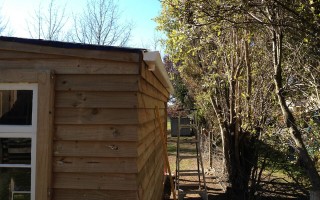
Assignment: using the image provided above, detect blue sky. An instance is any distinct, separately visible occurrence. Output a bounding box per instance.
[1,0,163,49]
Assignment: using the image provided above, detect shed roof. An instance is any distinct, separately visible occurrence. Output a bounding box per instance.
[0,36,145,53]
[0,36,174,94]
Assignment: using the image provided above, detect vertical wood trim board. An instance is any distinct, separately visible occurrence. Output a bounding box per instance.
[36,70,55,200]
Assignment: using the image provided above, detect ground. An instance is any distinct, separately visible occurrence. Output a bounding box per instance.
[166,135,309,200]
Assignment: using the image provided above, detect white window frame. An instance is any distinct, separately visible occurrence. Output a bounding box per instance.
[0,83,38,200]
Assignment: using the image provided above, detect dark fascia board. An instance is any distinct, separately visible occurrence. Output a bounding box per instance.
[0,36,146,53]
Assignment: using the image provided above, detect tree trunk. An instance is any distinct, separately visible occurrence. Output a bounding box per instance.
[310,190,320,200]
[244,30,252,122]
[210,95,256,200]
[210,96,232,177]
[272,29,320,193]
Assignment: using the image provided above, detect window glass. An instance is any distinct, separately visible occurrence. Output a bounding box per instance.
[0,167,31,200]
[0,90,33,125]
[0,84,36,200]
[0,138,31,165]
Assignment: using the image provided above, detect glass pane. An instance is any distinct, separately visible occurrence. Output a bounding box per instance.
[0,138,31,165]
[0,168,31,200]
[0,90,33,125]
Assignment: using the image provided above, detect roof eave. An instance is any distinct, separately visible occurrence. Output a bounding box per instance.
[143,51,174,94]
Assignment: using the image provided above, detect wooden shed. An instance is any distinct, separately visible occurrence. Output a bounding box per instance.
[0,36,173,200]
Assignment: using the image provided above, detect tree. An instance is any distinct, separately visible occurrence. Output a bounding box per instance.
[243,1,320,196]
[140,31,164,51]
[0,6,11,36]
[157,0,320,199]
[72,0,132,46]
[27,0,68,40]
[0,16,7,35]
[157,1,276,198]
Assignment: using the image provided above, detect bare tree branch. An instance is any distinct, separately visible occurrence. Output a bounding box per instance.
[72,0,132,46]
[27,0,68,40]
[0,6,12,36]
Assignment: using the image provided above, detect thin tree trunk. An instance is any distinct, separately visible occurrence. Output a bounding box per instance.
[210,95,231,178]
[272,29,320,195]
[244,35,252,121]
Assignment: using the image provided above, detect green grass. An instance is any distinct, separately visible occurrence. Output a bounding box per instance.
[167,117,171,131]
[166,135,199,172]
[167,142,176,155]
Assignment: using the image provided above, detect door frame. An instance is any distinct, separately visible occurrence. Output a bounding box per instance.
[0,69,55,200]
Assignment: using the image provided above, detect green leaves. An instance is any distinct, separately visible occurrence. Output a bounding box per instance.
[157,0,320,194]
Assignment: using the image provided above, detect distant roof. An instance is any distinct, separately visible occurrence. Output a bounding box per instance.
[0,36,145,53]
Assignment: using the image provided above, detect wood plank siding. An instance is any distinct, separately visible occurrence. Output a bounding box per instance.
[52,71,141,199]
[0,38,171,200]
[136,62,169,200]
